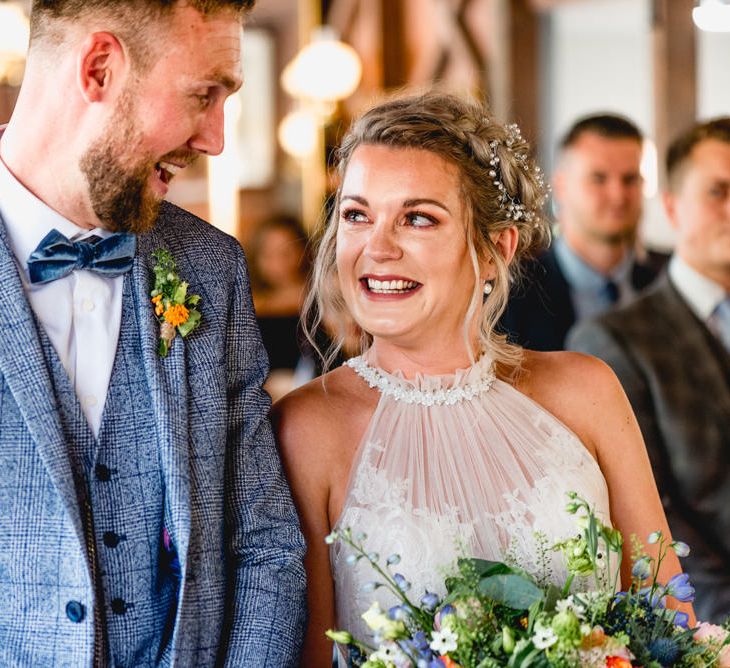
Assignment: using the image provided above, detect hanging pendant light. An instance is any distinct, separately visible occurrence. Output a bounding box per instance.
[693,0,730,33]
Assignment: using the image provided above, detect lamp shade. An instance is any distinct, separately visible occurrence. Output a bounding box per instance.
[693,0,730,32]
[278,108,319,159]
[281,27,361,103]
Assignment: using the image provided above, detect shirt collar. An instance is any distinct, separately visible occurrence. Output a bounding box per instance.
[553,235,634,294]
[668,254,727,321]
[0,140,111,275]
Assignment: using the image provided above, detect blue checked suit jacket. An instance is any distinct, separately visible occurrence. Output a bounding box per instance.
[0,201,307,666]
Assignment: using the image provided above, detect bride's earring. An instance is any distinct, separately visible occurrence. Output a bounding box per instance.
[483,280,493,295]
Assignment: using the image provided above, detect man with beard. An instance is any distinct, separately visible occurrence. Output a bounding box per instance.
[569,118,730,622]
[0,1,306,666]
[500,113,659,350]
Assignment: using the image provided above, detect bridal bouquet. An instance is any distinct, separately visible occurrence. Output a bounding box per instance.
[326,493,730,668]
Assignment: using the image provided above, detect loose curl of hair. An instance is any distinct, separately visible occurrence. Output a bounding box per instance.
[304,91,551,374]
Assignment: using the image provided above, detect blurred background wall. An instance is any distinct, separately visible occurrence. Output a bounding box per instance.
[1,0,730,251]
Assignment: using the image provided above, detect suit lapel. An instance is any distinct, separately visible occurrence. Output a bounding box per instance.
[131,230,192,566]
[0,215,87,548]
[655,277,730,418]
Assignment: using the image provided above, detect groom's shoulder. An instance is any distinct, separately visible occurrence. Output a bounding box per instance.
[153,201,242,260]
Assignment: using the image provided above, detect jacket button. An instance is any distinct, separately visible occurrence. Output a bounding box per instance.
[111,598,128,615]
[66,600,85,623]
[95,464,112,481]
[103,531,125,548]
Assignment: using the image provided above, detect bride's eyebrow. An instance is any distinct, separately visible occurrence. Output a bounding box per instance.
[403,198,451,214]
[340,195,368,206]
[340,195,451,214]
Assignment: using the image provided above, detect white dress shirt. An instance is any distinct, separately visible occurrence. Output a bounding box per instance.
[668,254,728,342]
[0,151,123,436]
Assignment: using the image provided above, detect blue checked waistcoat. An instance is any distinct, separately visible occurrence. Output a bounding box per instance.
[0,202,307,667]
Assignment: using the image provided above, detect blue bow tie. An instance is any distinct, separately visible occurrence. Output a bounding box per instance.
[27,229,136,285]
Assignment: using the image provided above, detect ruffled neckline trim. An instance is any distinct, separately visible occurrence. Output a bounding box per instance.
[344,354,496,406]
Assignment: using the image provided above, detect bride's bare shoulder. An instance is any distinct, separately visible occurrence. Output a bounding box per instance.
[271,365,375,455]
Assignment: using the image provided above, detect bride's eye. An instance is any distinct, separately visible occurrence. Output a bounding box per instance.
[341,208,369,224]
[406,211,438,228]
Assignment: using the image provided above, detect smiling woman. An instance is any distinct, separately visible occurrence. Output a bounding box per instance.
[272,91,692,666]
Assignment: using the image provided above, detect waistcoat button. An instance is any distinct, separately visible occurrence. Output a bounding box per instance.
[111,598,128,615]
[66,600,85,623]
[103,531,125,548]
[95,464,112,481]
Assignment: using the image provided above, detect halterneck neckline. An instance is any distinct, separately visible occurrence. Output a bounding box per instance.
[344,354,496,406]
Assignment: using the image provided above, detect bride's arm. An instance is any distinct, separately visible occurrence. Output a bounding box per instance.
[520,351,695,624]
[272,386,339,667]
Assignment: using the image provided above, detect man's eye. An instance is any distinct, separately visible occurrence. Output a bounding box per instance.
[341,208,369,223]
[195,94,211,109]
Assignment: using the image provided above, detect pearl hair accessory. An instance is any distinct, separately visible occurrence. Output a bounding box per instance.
[486,122,548,226]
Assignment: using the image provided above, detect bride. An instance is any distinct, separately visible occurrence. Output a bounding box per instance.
[272,92,691,665]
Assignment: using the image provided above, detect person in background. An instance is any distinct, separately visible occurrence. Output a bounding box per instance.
[0,0,306,664]
[501,113,659,350]
[569,117,730,622]
[250,215,310,398]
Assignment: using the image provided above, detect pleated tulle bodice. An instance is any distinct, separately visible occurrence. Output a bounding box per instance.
[332,354,612,644]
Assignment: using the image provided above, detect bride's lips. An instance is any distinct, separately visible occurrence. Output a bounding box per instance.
[359,274,423,300]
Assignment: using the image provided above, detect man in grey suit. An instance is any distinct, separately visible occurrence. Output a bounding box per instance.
[0,1,306,665]
[569,117,730,622]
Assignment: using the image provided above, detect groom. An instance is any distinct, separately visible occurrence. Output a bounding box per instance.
[0,1,306,666]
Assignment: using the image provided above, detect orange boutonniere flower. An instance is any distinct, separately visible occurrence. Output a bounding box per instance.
[150,249,202,357]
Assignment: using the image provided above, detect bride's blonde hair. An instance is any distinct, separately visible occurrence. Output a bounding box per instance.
[304,91,551,373]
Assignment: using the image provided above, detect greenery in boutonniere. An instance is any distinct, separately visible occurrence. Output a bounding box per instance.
[150,249,202,357]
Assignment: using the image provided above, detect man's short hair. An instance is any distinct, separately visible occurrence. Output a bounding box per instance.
[30,0,255,69]
[559,113,644,151]
[666,117,730,191]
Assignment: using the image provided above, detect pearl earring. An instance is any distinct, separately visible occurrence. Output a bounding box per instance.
[483,281,493,295]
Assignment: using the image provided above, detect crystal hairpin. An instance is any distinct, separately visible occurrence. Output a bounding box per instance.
[486,123,548,226]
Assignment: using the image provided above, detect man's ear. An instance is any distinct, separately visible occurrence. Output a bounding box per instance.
[77,32,127,103]
[482,226,519,279]
[662,189,679,231]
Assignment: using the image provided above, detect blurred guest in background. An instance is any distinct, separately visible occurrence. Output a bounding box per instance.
[501,113,659,350]
[250,215,309,397]
[569,117,730,622]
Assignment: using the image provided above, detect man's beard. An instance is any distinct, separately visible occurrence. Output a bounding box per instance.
[79,92,196,235]
[79,102,160,234]
[80,144,160,234]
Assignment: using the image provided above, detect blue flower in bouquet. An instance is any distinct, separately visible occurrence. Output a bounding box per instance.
[631,556,652,581]
[647,637,681,666]
[420,591,440,612]
[665,572,695,602]
[393,573,411,592]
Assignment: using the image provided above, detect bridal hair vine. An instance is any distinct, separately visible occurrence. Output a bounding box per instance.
[486,122,548,226]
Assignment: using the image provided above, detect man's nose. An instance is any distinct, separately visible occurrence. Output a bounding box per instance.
[188,104,225,156]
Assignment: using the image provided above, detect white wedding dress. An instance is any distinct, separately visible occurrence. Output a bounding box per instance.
[332,354,612,645]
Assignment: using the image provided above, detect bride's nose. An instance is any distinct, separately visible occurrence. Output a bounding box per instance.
[364,221,403,262]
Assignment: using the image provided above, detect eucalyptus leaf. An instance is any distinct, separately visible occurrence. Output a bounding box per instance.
[478,574,544,610]
[460,557,514,578]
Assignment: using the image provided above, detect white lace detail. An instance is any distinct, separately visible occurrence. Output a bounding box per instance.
[344,355,496,405]
[332,357,612,644]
